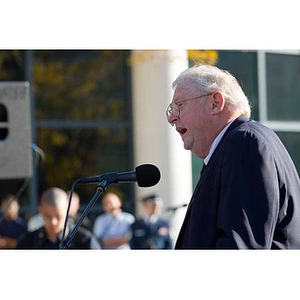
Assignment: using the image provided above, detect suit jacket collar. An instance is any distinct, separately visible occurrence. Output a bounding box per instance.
[223,116,249,139]
[205,116,250,167]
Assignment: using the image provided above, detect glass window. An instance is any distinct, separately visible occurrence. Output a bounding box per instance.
[258,51,300,175]
[266,52,300,121]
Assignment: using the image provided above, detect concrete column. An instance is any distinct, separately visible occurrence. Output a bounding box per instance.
[130,50,192,241]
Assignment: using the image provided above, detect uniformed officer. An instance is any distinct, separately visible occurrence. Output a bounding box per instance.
[130,194,173,249]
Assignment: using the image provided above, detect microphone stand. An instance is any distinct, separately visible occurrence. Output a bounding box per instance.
[60,180,107,250]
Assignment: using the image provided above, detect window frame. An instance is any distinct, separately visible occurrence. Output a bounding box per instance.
[257,50,300,131]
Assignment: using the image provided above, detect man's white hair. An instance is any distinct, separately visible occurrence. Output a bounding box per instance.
[172,64,251,118]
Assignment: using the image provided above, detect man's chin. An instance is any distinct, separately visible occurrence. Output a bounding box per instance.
[183,142,191,151]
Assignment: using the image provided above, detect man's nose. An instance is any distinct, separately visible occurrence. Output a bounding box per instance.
[167,113,178,126]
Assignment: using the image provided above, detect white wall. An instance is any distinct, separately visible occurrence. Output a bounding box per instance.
[131,50,192,242]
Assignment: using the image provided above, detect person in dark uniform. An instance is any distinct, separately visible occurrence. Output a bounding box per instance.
[0,194,27,249]
[17,187,100,249]
[130,194,173,249]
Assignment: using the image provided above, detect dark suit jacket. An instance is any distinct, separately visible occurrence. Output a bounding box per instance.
[175,116,300,249]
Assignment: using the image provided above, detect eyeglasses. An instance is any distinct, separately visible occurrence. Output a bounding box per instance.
[166,93,212,120]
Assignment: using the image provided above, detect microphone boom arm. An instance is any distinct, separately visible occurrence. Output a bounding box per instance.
[76,172,119,184]
[60,179,108,249]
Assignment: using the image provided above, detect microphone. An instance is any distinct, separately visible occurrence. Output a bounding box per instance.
[76,164,161,187]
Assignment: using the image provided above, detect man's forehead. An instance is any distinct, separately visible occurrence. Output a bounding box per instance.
[173,87,194,100]
[40,203,66,212]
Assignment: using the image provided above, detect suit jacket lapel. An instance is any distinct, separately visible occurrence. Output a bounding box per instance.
[174,166,205,248]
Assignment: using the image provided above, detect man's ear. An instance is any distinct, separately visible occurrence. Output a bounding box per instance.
[211,92,225,114]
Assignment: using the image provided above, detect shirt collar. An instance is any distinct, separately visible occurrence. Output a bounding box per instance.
[204,120,234,165]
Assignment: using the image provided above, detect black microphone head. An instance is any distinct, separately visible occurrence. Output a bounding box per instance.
[135,164,161,187]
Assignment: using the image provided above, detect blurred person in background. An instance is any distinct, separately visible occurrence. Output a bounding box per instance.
[130,194,173,249]
[17,187,100,249]
[0,194,27,249]
[27,205,44,232]
[67,190,92,230]
[93,192,134,249]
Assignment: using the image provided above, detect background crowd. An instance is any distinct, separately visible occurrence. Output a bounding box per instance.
[0,188,173,250]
